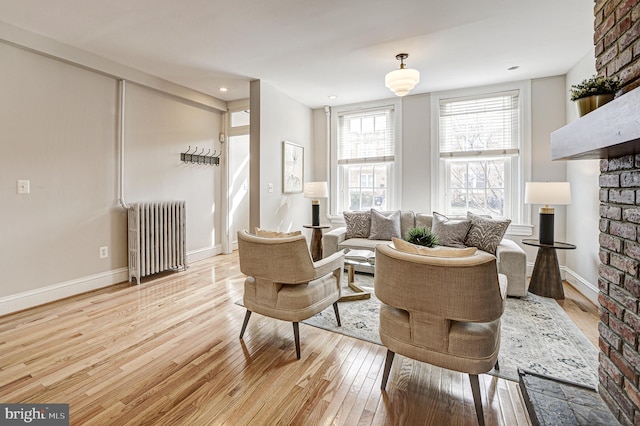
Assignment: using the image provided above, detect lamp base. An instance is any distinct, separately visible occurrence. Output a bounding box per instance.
[539,211,554,245]
[312,203,320,227]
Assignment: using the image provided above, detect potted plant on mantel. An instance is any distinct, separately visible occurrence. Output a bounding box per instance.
[570,74,620,117]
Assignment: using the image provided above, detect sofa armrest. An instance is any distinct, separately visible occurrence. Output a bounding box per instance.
[323,227,347,258]
[496,239,528,297]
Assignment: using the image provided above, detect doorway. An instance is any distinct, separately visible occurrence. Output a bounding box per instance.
[227,107,250,250]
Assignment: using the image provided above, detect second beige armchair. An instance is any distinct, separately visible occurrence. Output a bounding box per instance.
[237,230,345,359]
[375,243,507,426]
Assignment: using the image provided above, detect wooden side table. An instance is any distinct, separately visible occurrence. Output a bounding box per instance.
[303,225,330,261]
[522,239,576,300]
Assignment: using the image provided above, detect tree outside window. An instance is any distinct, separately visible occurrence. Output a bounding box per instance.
[439,91,519,219]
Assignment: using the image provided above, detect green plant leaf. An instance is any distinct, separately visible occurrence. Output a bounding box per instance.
[405,227,438,248]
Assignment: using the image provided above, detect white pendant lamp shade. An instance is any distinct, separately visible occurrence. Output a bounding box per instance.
[385,53,420,97]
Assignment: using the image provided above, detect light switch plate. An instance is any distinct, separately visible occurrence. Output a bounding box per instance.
[17,180,30,194]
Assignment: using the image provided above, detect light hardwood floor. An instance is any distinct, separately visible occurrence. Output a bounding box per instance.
[0,253,597,425]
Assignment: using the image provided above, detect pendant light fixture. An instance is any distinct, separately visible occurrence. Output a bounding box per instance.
[385,53,420,97]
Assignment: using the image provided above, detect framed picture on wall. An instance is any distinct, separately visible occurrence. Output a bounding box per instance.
[283,141,304,193]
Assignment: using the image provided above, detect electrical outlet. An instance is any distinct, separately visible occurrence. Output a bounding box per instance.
[99,246,108,259]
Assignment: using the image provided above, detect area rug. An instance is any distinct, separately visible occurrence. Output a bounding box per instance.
[301,273,599,388]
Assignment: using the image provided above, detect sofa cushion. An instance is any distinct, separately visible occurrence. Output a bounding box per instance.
[464,212,511,255]
[338,238,382,252]
[415,213,433,230]
[430,212,471,248]
[369,209,401,240]
[344,211,371,239]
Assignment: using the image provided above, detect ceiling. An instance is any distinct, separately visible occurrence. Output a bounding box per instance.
[0,0,594,109]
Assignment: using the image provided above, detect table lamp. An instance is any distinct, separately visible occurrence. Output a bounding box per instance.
[524,182,571,245]
[304,181,328,226]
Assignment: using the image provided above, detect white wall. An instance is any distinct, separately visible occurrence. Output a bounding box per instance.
[0,38,223,314]
[123,83,222,256]
[525,76,571,265]
[250,81,314,234]
[564,49,600,303]
[401,93,432,213]
[311,108,330,220]
[0,42,121,298]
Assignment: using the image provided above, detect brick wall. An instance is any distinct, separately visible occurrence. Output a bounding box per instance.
[594,0,640,92]
[594,1,640,424]
[599,156,640,425]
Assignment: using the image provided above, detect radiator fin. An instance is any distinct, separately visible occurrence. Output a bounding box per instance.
[127,201,187,283]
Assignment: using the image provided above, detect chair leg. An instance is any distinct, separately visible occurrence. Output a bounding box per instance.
[239,310,252,339]
[469,374,485,426]
[293,322,301,359]
[380,349,395,390]
[494,359,500,371]
[333,302,341,327]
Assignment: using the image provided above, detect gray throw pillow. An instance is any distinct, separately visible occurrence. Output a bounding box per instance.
[430,212,471,248]
[344,211,371,239]
[464,211,511,254]
[369,209,401,240]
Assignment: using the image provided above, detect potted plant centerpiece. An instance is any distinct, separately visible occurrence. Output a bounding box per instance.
[405,227,438,247]
[570,74,620,117]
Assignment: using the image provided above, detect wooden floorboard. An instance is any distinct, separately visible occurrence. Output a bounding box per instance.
[0,253,597,425]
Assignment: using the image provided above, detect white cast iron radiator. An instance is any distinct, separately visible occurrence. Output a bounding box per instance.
[127,201,187,283]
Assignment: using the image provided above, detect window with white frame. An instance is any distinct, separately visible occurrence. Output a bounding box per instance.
[333,104,398,213]
[433,85,529,225]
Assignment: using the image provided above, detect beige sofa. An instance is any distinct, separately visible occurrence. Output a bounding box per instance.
[322,211,528,297]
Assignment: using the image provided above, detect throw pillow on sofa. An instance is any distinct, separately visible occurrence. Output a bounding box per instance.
[344,210,371,239]
[464,212,511,254]
[430,212,471,248]
[369,209,401,240]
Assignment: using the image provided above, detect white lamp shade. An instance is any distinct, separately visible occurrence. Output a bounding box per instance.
[385,68,420,97]
[304,181,328,199]
[524,182,571,205]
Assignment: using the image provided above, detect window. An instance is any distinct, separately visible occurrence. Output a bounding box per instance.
[230,109,250,128]
[331,102,399,214]
[432,82,531,229]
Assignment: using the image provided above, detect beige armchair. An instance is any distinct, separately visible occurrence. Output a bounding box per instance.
[237,230,345,359]
[375,243,507,426]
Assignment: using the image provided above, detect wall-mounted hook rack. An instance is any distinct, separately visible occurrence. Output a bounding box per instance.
[180,146,220,166]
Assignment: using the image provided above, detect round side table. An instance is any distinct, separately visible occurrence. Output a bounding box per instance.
[303,225,330,261]
[522,239,576,300]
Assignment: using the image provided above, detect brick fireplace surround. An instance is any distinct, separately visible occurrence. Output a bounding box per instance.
[551,1,640,424]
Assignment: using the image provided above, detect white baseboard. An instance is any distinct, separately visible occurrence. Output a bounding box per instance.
[526,262,598,305]
[187,245,222,263]
[563,267,599,305]
[0,267,129,316]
